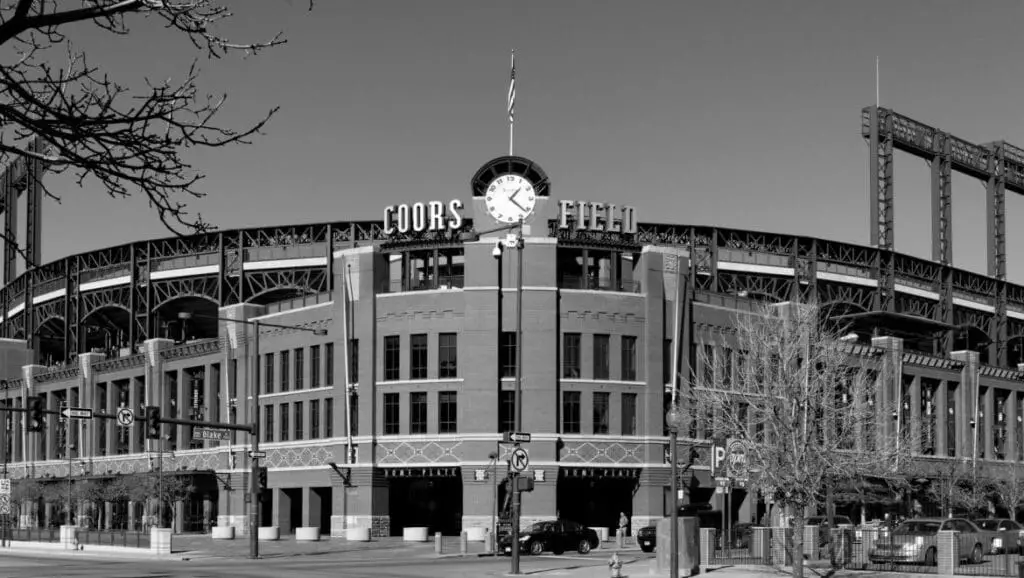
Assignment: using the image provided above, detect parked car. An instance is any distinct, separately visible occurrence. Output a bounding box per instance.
[497,519,600,556]
[869,518,992,566]
[637,524,657,553]
[973,518,1024,554]
[855,518,898,543]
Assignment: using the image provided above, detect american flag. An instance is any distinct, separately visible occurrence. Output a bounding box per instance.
[507,51,516,124]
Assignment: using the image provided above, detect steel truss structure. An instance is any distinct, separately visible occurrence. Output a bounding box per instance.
[0,136,46,284]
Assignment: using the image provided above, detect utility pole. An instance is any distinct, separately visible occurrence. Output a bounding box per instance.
[250,319,261,560]
[510,222,524,575]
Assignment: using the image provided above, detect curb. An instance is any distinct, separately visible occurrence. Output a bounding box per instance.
[0,546,188,562]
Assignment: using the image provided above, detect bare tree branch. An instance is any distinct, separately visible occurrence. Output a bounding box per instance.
[0,1,300,249]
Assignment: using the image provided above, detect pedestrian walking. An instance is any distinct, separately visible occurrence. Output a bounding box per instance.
[618,512,629,537]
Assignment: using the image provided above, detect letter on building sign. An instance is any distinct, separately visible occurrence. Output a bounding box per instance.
[558,200,574,230]
[429,201,445,231]
[411,202,427,232]
[396,204,411,233]
[383,206,397,235]
[384,199,465,236]
[448,199,464,230]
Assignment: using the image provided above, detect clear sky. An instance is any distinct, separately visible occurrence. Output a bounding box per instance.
[32,1,1024,283]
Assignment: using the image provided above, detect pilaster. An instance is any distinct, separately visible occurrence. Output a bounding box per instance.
[951,350,980,461]
[936,380,948,456]
[871,336,904,442]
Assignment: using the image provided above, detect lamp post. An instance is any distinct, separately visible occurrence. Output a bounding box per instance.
[489,449,499,552]
[177,312,327,559]
[666,403,684,578]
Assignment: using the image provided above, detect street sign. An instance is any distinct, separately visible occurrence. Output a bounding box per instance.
[715,477,733,489]
[61,407,93,420]
[249,451,267,459]
[192,426,232,441]
[0,494,9,515]
[510,448,529,472]
[0,478,9,495]
[725,439,750,481]
[116,408,135,427]
[503,432,531,444]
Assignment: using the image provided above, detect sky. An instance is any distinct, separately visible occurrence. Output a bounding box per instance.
[26,0,1024,283]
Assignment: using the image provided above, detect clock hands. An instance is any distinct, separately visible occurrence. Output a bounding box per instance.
[508,187,527,212]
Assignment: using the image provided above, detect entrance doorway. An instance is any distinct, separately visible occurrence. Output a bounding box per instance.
[557,470,638,534]
[386,468,462,536]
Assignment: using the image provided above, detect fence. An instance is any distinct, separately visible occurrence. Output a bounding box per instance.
[704,527,1024,578]
[3,527,150,549]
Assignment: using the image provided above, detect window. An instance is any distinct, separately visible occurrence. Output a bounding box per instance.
[439,333,458,378]
[593,392,610,434]
[325,343,334,387]
[280,403,290,442]
[410,334,428,380]
[348,392,357,436]
[593,335,610,379]
[295,348,305,390]
[310,400,320,439]
[264,406,274,443]
[294,401,304,441]
[622,393,637,435]
[563,391,581,434]
[439,391,457,433]
[280,350,290,392]
[563,333,581,378]
[663,339,674,385]
[326,398,334,438]
[264,353,275,394]
[500,332,517,378]
[348,339,358,384]
[702,345,714,386]
[722,348,733,388]
[383,393,400,435]
[499,390,515,433]
[410,392,427,434]
[384,336,400,381]
[621,336,637,381]
[311,345,321,389]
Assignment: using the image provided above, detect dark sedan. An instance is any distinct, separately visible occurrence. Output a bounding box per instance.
[498,519,600,556]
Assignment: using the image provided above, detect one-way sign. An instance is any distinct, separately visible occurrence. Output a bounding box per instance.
[61,407,93,420]
[503,432,531,444]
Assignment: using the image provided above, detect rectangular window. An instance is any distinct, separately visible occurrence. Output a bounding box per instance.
[593,392,610,434]
[325,398,334,438]
[702,344,714,386]
[410,334,428,380]
[499,390,515,433]
[311,345,321,389]
[621,336,637,381]
[384,336,400,381]
[383,393,400,435]
[622,393,637,435]
[439,333,458,378]
[264,405,274,443]
[663,339,674,385]
[563,391,581,434]
[264,353,275,394]
[310,400,320,439]
[280,350,290,392]
[593,334,610,379]
[294,401,304,441]
[348,339,358,384]
[439,391,457,434]
[294,348,305,390]
[563,333,581,378]
[325,343,334,387]
[723,348,733,388]
[410,392,427,434]
[280,403,290,442]
[348,392,357,437]
[500,332,517,378]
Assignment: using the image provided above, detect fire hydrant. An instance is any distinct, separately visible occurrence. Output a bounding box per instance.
[608,551,624,578]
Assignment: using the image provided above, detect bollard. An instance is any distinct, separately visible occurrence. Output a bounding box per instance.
[460,531,468,555]
[434,532,442,555]
[616,529,624,549]
[609,551,624,578]
[484,529,493,554]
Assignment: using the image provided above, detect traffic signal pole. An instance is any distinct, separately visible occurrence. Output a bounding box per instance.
[510,226,524,576]
[250,319,261,560]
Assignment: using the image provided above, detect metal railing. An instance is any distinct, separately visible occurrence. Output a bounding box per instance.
[386,276,465,293]
[558,275,641,293]
[74,529,150,549]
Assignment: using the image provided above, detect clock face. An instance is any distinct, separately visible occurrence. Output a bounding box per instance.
[485,174,536,223]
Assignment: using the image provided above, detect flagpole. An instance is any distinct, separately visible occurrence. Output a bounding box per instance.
[875,56,879,107]
[508,50,515,156]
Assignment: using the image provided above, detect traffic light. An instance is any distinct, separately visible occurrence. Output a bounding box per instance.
[26,396,43,432]
[257,466,268,491]
[515,476,535,493]
[145,406,161,440]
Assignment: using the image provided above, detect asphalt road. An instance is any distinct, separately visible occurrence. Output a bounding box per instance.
[0,549,651,578]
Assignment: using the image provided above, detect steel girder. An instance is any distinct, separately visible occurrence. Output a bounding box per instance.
[931,136,952,265]
[864,106,895,251]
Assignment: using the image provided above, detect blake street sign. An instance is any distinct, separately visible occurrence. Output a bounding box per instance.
[192,426,231,441]
[61,407,93,420]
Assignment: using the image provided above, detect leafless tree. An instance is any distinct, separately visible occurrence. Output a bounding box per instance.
[691,301,911,578]
[0,1,310,253]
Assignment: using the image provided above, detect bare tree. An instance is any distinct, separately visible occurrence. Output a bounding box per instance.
[0,1,309,248]
[691,301,910,578]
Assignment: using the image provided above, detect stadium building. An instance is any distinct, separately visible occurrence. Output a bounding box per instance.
[1,106,1024,538]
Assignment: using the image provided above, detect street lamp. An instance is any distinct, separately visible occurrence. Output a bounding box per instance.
[461,219,525,574]
[666,403,685,578]
[177,311,327,559]
[489,450,499,552]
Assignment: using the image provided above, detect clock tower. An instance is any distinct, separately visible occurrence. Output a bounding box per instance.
[470,156,553,236]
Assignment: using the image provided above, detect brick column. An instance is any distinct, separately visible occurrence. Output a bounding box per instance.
[128,376,140,454]
[909,375,922,454]
[105,380,116,456]
[937,529,957,575]
[951,351,980,460]
[984,386,995,460]
[76,352,104,458]
[936,380,948,456]
[871,336,904,443]
[1009,391,1019,462]
[203,364,214,449]
[699,527,715,568]
[176,368,187,450]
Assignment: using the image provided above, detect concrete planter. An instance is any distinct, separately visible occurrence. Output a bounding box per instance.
[60,525,79,549]
[402,527,429,542]
[295,527,320,542]
[590,527,610,542]
[150,527,173,554]
[346,527,371,542]
[465,527,487,542]
[211,526,235,540]
[258,526,280,541]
